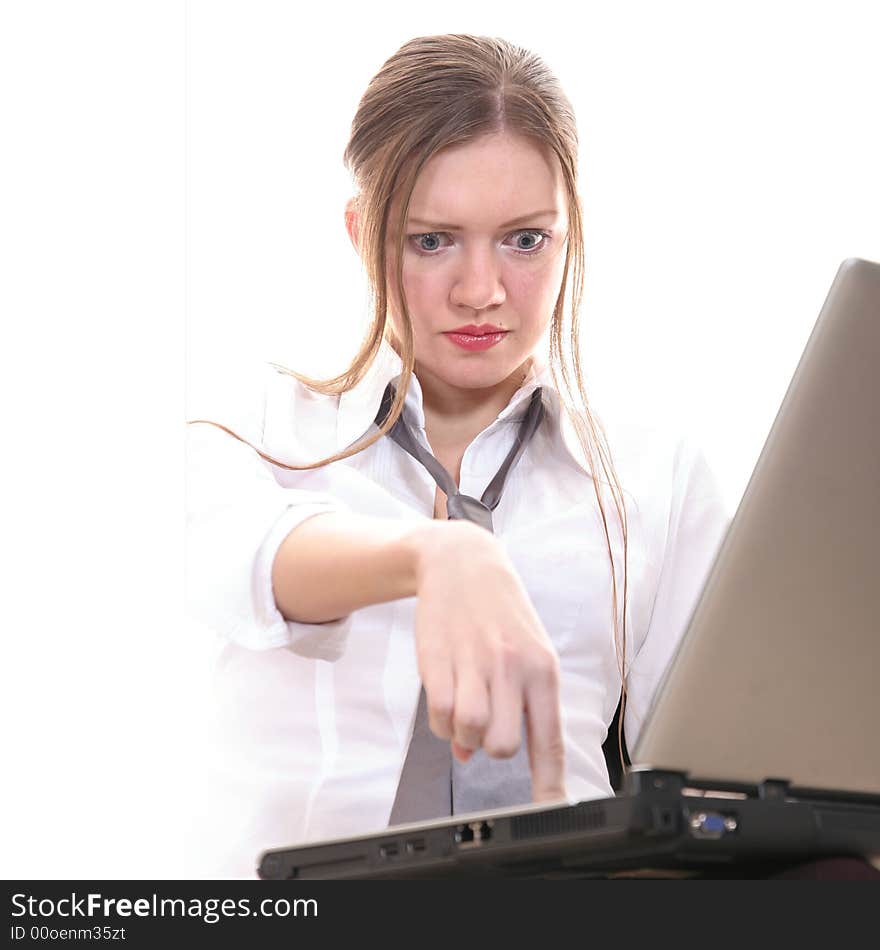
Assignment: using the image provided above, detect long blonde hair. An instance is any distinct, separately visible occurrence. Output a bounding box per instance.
[188,33,632,784]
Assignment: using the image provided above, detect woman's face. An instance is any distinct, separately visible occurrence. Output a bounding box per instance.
[362,132,569,392]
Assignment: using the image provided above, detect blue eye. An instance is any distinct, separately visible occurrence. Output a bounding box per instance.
[411,232,445,253]
[407,229,551,257]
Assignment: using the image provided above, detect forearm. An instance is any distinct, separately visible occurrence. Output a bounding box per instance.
[271,511,442,624]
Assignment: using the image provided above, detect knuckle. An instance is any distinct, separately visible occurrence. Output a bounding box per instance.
[455,710,488,733]
[544,732,566,758]
[417,644,447,673]
[530,649,560,686]
[483,737,520,758]
[428,697,453,721]
[492,641,522,679]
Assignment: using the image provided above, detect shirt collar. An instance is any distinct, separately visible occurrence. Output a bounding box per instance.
[336,338,593,480]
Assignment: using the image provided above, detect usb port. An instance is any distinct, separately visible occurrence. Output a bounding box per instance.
[406,838,426,854]
[378,842,399,858]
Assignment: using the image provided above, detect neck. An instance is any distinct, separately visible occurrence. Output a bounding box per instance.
[418,356,535,449]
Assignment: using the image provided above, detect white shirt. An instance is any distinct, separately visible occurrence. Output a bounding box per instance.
[184,339,731,877]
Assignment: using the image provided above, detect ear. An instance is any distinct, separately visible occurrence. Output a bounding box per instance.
[344,196,360,254]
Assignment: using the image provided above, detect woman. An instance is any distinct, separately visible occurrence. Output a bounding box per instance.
[185,33,730,877]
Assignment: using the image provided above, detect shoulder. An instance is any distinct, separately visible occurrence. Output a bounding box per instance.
[187,356,272,442]
[187,357,340,464]
[263,362,341,463]
[592,405,724,532]
[594,407,687,494]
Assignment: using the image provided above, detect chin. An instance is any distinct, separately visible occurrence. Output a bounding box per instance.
[444,360,524,387]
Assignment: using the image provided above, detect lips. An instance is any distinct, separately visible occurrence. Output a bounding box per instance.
[447,324,506,336]
[444,330,508,351]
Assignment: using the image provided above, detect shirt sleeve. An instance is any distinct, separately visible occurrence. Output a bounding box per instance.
[623,434,733,751]
[184,368,356,662]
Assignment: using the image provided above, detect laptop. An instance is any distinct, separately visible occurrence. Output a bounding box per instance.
[257,258,880,879]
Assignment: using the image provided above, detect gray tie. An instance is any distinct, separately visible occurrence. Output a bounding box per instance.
[373,380,545,824]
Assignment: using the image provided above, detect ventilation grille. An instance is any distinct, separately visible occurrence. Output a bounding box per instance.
[511,803,607,840]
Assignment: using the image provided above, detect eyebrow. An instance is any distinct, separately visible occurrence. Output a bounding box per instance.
[407,209,559,230]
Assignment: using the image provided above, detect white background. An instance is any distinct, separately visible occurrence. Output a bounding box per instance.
[1,1,877,878]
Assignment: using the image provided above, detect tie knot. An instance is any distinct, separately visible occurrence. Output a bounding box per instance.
[446,493,494,533]
[375,380,545,535]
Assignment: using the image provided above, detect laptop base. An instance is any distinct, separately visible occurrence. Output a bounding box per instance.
[257,768,880,880]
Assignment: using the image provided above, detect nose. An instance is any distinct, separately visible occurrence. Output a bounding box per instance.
[450,243,506,311]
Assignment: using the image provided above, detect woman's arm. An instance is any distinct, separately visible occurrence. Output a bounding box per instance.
[271,512,436,624]
[273,510,568,801]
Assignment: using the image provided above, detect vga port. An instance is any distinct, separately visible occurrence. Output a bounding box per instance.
[687,810,738,839]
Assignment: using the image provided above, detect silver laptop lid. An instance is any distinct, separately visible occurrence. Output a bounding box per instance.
[633,258,880,794]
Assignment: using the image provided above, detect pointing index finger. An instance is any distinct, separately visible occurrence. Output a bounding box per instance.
[523,674,567,803]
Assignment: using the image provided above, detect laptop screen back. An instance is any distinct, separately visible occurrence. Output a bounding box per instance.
[633,258,880,794]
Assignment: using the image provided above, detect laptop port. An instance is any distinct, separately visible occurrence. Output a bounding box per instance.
[454,823,475,845]
[378,841,399,858]
[454,821,494,848]
[687,811,738,839]
[405,838,426,854]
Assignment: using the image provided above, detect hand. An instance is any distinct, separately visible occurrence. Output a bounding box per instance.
[410,520,567,804]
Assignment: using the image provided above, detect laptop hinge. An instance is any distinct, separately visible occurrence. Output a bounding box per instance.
[757,777,792,801]
[622,768,687,797]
